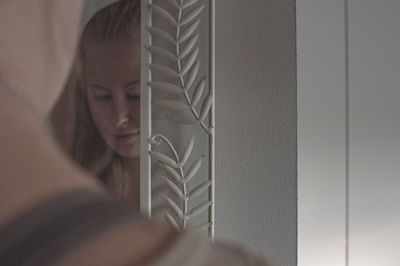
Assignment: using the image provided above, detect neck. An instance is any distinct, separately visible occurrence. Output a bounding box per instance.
[121,156,140,176]
[0,90,100,227]
[121,156,140,209]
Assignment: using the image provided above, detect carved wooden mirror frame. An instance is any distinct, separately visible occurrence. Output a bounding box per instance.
[140,0,215,238]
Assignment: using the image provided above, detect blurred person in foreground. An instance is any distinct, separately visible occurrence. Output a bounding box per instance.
[0,0,268,265]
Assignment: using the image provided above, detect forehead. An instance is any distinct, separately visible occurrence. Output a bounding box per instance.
[83,41,140,84]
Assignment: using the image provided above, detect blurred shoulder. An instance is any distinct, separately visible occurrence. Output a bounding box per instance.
[151,230,269,266]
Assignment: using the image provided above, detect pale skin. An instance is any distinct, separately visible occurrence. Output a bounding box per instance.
[84,38,141,208]
[0,1,176,265]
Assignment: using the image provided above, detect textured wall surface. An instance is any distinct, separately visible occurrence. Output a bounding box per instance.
[214,1,297,265]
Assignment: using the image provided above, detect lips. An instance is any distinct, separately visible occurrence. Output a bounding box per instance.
[114,132,140,143]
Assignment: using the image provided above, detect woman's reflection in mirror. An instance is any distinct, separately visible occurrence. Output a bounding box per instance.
[53,0,141,209]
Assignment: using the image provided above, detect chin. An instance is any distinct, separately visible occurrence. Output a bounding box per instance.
[114,144,140,159]
[118,150,139,158]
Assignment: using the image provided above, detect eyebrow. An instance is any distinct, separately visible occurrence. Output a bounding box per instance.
[90,84,108,90]
[123,80,140,88]
[89,81,140,90]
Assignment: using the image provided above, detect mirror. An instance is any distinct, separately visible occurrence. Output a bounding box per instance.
[51,0,141,210]
[50,0,215,236]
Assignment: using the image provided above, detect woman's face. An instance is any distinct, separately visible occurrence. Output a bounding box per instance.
[84,40,140,158]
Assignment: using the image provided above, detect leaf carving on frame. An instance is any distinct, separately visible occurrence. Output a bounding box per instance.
[149,151,179,169]
[179,34,199,60]
[145,25,175,44]
[148,4,177,26]
[185,155,204,182]
[187,180,212,198]
[179,136,195,167]
[199,90,213,122]
[156,100,190,111]
[161,176,187,200]
[164,195,184,220]
[180,47,199,76]
[190,77,206,107]
[148,64,179,78]
[147,0,214,233]
[167,0,179,8]
[186,200,212,220]
[180,5,205,26]
[145,45,176,61]
[185,60,200,90]
[165,212,181,231]
[166,113,198,125]
[179,0,199,10]
[161,163,184,184]
[178,20,200,43]
[148,82,182,94]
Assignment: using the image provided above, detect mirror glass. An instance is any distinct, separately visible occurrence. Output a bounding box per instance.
[50,0,141,210]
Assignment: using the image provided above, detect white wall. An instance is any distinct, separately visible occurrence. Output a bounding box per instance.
[215,1,297,265]
[297,1,347,265]
[349,1,400,265]
[298,1,400,265]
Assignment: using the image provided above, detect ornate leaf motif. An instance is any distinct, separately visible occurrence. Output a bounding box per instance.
[167,113,198,125]
[178,20,200,43]
[145,45,176,61]
[179,34,199,60]
[199,90,213,122]
[180,47,199,76]
[190,77,206,107]
[180,5,205,26]
[149,4,177,26]
[185,156,204,182]
[164,195,184,220]
[148,82,182,94]
[150,151,179,168]
[148,64,179,78]
[145,25,175,44]
[185,60,200,90]
[157,100,189,110]
[161,176,187,200]
[165,212,181,231]
[147,0,214,234]
[167,0,179,8]
[188,180,212,198]
[148,136,160,145]
[179,0,199,9]
[179,136,195,167]
[161,163,184,184]
[186,200,212,220]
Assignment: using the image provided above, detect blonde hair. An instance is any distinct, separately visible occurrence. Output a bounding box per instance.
[71,0,140,198]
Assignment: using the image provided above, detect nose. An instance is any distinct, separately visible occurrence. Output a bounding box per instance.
[114,99,130,129]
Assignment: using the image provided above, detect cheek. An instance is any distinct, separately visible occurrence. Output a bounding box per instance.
[130,103,140,122]
[87,98,112,132]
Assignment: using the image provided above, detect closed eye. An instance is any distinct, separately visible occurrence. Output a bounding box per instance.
[94,95,112,101]
[126,94,140,101]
